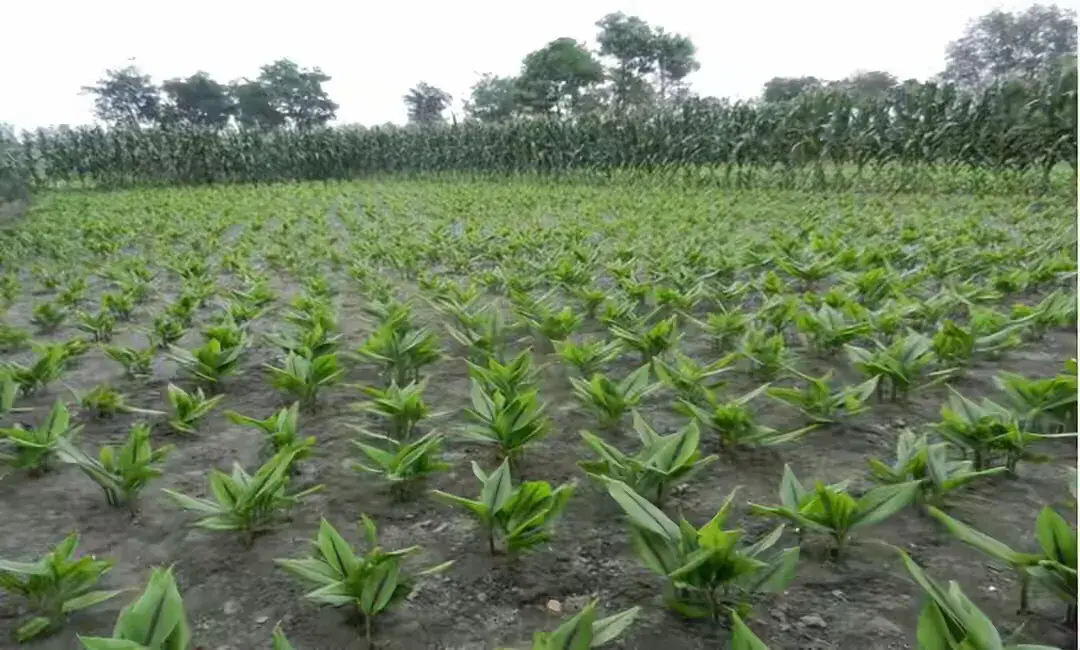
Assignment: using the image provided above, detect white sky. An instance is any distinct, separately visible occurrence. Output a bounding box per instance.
[4,0,1076,131]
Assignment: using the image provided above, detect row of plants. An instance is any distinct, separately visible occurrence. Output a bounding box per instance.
[6,64,1076,190]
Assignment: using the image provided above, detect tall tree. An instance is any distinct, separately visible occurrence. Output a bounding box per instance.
[81,65,161,128]
[942,3,1077,91]
[404,83,453,126]
[233,59,338,130]
[517,38,605,116]
[464,74,519,123]
[761,76,824,102]
[595,12,658,111]
[160,71,235,129]
[834,70,899,100]
[652,29,700,103]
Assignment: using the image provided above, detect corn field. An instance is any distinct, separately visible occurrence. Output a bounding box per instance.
[10,69,1078,192]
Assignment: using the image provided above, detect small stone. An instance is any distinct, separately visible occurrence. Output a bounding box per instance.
[987,585,997,592]
[223,600,240,615]
[831,590,846,600]
[254,615,269,625]
[477,592,487,603]
[864,614,903,637]
[433,522,449,534]
[799,614,827,628]
[546,599,562,614]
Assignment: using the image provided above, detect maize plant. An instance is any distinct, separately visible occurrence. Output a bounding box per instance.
[467,349,539,399]
[265,322,341,360]
[580,411,717,506]
[264,351,343,410]
[165,383,223,435]
[4,341,68,394]
[168,337,247,389]
[276,516,453,648]
[867,430,1006,507]
[653,349,735,406]
[461,380,549,466]
[75,309,116,342]
[0,320,30,352]
[609,315,678,364]
[501,600,640,650]
[351,430,449,498]
[103,342,155,379]
[554,337,622,379]
[692,308,749,353]
[729,611,771,649]
[678,385,814,449]
[31,300,67,333]
[0,399,82,475]
[355,319,442,387]
[994,364,1078,434]
[226,402,315,462]
[895,549,1062,649]
[73,383,163,420]
[354,380,435,441]
[58,423,173,511]
[432,458,573,555]
[76,565,190,650]
[101,291,135,321]
[443,303,508,364]
[0,371,31,416]
[766,372,878,425]
[927,505,1076,619]
[930,318,1024,368]
[149,314,187,349]
[794,304,871,354]
[605,479,799,620]
[738,328,795,380]
[749,464,919,558]
[847,331,951,402]
[164,445,323,547]
[0,533,123,642]
[570,365,660,430]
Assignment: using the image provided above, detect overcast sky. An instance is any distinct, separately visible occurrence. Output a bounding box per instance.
[4,0,1076,131]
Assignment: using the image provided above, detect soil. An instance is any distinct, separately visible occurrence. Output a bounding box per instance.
[0,242,1077,649]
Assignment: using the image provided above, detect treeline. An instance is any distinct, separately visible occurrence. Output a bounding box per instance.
[9,67,1076,191]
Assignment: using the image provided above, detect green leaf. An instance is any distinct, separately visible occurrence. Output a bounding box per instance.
[926,506,1038,566]
[316,518,357,577]
[78,639,149,650]
[590,606,640,646]
[548,601,596,650]
[778,464,806,509]
[604,478,679,540]
[15,616,53,642]
[62,589,126,613]
[730,611,770,650]
[359,561,399,615]
[481,459,513,514]
[852,481,918,528]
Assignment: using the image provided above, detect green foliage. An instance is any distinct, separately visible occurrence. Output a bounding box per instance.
[356,317,441,387]
[867,430,1006,507]
[164,446,322,546]
[766,372,878,424]
[226,402,314,461]
[847,332,951,402]
[0,400,82,474]
[749,465,918,557]
[59,423,172,509]
[432,458,573,555]
[653,350,734,406]
[75,309,116,342]
[579,411,716,506]
[509,600,641,649]
[927,505,1077,617]
[31,300,68,333]
[351,430,449,496]
[461,380,549,464]
[276,517,451,647]
[168,337,246,388]
[794,304,871,354]
[0,533,123,642]
[570,365,660,429]
[104,342,156,378]
[609,316,677,363]
[354,380,433,441]
[264,351,343,409]
[555,337,622,378]
[895,549,1062,650]
[165,383,224,434]
[604,479,799,620]
[77,566,191,650]
[994,364,1077,434]
[678,384,814,449]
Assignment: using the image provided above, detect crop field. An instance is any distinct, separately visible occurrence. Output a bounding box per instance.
[0,176,1076,649]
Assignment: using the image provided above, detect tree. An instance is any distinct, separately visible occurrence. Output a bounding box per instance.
[404,83,453,126]
[761,76,824,102]
[233,59,338,130]
[464,74,519,123]
[835,70,899,100]
[81,65,161,128]
[160,72,235,129]
[517,38,605,116]
[652,29,700,102]
[596,12,659,111]
[942,3,1078,92]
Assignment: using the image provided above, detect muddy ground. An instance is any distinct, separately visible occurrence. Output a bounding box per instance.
[0,270,1076,650]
